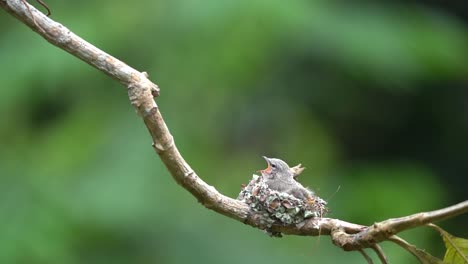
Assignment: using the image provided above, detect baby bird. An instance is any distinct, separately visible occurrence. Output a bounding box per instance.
[260,156,314,200]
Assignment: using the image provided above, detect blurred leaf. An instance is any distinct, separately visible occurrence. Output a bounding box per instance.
[444,236,468,264]
[429,224,468,264]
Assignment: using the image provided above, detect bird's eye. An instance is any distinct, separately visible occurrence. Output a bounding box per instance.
[271,164,276,168]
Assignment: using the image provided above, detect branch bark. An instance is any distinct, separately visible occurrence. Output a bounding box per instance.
[2,0,467,262]
[330,201,468,250]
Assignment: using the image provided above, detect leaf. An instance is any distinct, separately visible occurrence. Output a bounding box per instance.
[428,224,468,264]
[443,234,468,264]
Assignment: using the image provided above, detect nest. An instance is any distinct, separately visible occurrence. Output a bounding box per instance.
[238,174,328,229]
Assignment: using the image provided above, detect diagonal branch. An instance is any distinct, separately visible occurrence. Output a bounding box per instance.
[388,235,444,263]
[2,0,467,258]
[331,200,468,250]
[1,0,159,98]
[371,244,388,264]
[358,249,374,264]
[0,0,344,234]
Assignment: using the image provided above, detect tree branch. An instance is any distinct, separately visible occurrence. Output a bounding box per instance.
[371,244,389,264]
[2,0,467,260]
[358,249,374,264]
[331,200,468,250]
[388,235,444,263]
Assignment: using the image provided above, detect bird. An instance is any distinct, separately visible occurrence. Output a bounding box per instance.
[260,156,314,201]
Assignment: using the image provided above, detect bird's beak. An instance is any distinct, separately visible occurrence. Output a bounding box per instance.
[260,156,272,174]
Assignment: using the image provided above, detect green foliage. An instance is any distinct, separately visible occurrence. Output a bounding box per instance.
[430,225,468,264]
[411,224,468,264]
[1,0,467,263]
[443,234,468,264]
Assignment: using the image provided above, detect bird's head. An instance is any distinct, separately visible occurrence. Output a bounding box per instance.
[260,156,292,180]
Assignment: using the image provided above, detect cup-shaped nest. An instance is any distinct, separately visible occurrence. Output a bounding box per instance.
[238,174,328,227]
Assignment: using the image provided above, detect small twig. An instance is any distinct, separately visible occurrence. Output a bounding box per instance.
[19,0,42,32]
[371,244,388,264]
[358,249,374,264]
[21,0,49,15]
[388,236,422,261]
[388,235,444,264]
[34,0,49,15]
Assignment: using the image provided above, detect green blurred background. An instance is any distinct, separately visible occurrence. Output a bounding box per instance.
[1,0,467,263]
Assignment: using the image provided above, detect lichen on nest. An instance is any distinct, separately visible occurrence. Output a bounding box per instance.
[238,174,328,229]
